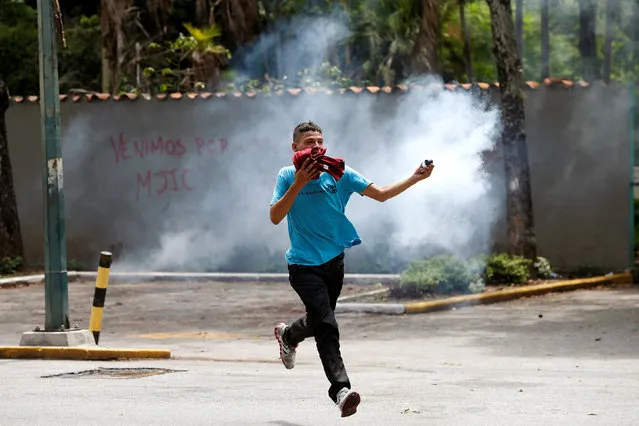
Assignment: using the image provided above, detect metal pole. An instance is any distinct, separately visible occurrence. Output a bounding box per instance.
[37,0,69,331]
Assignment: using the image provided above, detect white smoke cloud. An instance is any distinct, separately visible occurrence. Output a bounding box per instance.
[61,8,505,273]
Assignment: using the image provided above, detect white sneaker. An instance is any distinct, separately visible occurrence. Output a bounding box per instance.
[274,323,296,369]
[336,387,361,417]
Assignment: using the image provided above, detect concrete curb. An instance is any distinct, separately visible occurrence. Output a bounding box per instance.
[336,272,632,315]
[0,275,46,286]
[0,346,171,360]
[335,303,405,315]
[0,272,399,287]
[338,288,390,303]
[405,272,631,314]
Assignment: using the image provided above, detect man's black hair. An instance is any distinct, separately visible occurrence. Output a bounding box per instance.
[293,121,323,142]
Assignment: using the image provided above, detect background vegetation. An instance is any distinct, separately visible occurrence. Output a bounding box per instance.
[1,0,637,96]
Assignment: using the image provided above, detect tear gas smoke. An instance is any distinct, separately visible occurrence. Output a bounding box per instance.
[62,10,505,274]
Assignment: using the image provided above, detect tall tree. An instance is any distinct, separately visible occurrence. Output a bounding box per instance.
[0,79,24,261]
[540,0,549,79]
[485,0,538,261]
[100,0,132,93]
[147,0,173,35]
[214,0,262,51]
[578,0,598,80]
[515,0,523,58]
[411,0,440,74]
[459,0,474,82]
[194,0,213,27]
[602,0,615,83]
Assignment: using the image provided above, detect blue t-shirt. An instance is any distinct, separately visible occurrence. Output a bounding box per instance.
[270,166,372,266]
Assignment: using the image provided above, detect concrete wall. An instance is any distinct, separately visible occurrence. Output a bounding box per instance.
[5,83,632,273]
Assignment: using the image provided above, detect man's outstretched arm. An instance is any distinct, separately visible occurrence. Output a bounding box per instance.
[361,163,434,202]
[270,158,319,225]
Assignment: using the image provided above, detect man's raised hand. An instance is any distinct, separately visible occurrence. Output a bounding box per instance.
[293,158,320,186]
[412,162,435,181]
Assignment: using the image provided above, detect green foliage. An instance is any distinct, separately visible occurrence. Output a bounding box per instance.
[0,5,102,95]
[0,0,38,95]
[441,1,495,81]
[484,253,532,284]
[59,15,101,92]
[566,264,608,278]
[294,61,355,88]
[351,0,419,85]
[1,0,638,95]
[139,23,230,94]
[0,256,22,276]
[219,61,355,93]
[393,252,558,300]
[66,258,85,271]
[396,254,485,297]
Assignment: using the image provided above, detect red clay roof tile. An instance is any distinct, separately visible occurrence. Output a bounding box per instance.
[8,80,596,103]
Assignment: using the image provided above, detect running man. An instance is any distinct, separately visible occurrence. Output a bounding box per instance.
[269,121,435,417]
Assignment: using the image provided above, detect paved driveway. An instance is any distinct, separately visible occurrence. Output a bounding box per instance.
[0,281,637,425]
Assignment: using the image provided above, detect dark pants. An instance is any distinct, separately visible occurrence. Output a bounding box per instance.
[283,252,351,402]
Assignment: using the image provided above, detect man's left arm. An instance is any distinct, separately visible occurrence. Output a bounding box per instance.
[360,163,435,202]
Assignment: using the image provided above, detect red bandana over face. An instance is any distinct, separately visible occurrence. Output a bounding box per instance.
[292,146,345,180]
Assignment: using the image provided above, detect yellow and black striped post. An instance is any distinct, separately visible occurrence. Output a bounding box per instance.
[89,251,112,344]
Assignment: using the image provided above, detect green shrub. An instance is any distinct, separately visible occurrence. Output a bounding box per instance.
[67,259,85,271]
[484,253,531,284]
[396,254,483,297]
[534,256,554,279]
[468,275,486,294]
[393,252,553,300]
[566,264,608,278]
[0,256,23,276]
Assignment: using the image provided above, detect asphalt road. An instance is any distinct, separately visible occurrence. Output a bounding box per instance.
[0,280,638,425]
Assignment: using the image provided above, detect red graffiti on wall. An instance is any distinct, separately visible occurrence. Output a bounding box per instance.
[195,137,228,156]
[136,168,196,201]
[110,133,190,164]
[110,132,274,165]
[109,132,278,201]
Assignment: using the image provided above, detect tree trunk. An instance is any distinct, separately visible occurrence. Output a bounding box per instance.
[411,0,439,75]
[515,0,523,58]
[0,80,24,261]
[578,0,598,81]
[459,0,474,82]
[216,0,262,50]
[100,0,131,94]
[540,0,550,79]
[485,0,538,261]
[634,1,639,69]
[195,0,210,27]
[101,46,111,93]
[276,29,283,79]
[147,0,173,35]
[344,43,351,68]
[602,0,614,84]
